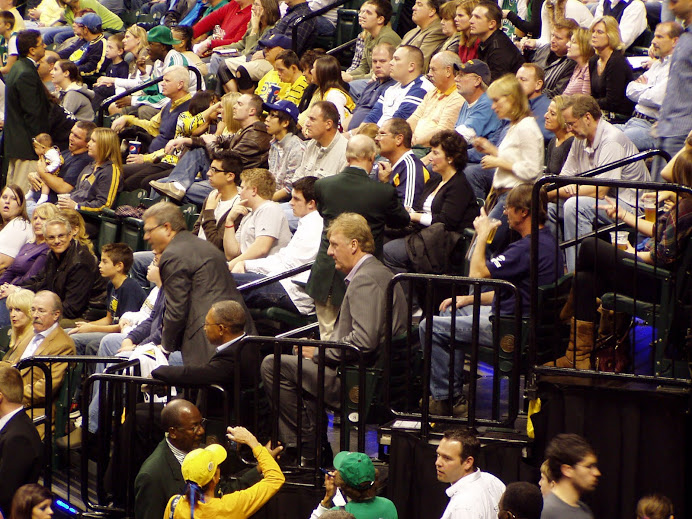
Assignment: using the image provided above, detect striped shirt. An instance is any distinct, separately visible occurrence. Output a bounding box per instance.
[363,75,434,126]
[390,150,428,209]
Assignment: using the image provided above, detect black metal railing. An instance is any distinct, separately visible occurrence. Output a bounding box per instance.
[383,274,523,441]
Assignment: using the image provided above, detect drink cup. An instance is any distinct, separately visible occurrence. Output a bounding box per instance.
[610,231,630,250]
[640,194,657,223]
[128,140,142,155]
[486,218,501,244]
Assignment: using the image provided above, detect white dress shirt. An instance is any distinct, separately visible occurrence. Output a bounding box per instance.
[626,55,671,119]
[440,468,506,519]
[244,210,324,314]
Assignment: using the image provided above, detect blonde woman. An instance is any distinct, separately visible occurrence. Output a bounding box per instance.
[544,95,574,176]
[57,128,122,216]
[588,16,634,122]
[473,74,544,251]
[2,289,34,352]
[59,208,96,255]
[563,27,594,95]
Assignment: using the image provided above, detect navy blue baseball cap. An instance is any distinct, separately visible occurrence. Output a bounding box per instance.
[263,99,299,122]
[258,34,292,49]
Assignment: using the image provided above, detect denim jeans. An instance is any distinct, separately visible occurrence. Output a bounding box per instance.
[40,26,74,45]
[88,333,183,433]
[419,305,493,400]
[464,163,494,200]
[548,195,636,272]
[383,237,410,274]
[651,134,689,183]
[615,117,655,154]
[232,272,299,313]
[151,147,211,195]
[0,300,9,327]
[131,251,155,288]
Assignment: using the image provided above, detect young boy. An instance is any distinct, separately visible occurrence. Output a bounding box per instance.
[27,133,62,209]
[69,243,147,356]
[0,10,17,76]
[91,33,129,109]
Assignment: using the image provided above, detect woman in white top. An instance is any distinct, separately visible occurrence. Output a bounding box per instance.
[0,185,33,274]
[473,74,544,253]
[311,55,355,131]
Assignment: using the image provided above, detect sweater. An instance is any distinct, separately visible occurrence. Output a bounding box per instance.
[193,0,252,48]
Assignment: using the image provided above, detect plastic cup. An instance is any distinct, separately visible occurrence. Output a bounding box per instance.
[640,195,657,223]
[610,231,630,250]
[486,218,501,244]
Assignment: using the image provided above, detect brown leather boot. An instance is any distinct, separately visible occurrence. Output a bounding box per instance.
[546,320,595,369]
[593,306,632,372]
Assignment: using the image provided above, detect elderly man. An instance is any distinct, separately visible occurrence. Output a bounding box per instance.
[375,118,428,209]
[0,366,43,517]
[548,94,650,272]
[362,45,433,128]
[399,0,447,70]
[141,202,255,366]
[305,135,409,339]
[470,1,523,82]
[21,217,104,320]
[615,22,682,152]
[112,66,192,190]
[1,291,75,437]
[407,50,464,147]
[261,213,408,462]
[150,93,270,204]
[453,59,504,170]
[436,428,505,519]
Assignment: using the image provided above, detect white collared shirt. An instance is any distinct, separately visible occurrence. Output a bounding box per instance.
[344,254,373,285]
[440,468,506,519]
[165,437,187,465]
[21,323,59,360]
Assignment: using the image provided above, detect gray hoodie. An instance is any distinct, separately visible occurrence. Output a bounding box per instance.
[59,84,95,122]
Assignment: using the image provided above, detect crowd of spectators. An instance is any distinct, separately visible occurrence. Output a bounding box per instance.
[0,0,691,515]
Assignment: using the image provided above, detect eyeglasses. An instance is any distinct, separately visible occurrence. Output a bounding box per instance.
[45,233,69,243]
[143,223,165,235]
[174,418,207,433]
[209,166,228,175]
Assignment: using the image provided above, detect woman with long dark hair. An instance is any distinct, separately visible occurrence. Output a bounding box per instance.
[10,484,53,519]
[313,55,355,130]
[51,59,95,121]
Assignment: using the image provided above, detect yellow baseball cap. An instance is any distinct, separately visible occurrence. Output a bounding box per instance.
[181,444,228,486]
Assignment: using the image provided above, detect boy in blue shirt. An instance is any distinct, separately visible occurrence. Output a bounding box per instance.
[69,243,147,355]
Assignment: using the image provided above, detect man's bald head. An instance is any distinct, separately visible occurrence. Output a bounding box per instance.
[161,398,200,429]
[346,134,378,162]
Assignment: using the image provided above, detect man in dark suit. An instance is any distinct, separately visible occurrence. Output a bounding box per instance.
[305,134,410,339]
[151,300,258,394]
[4,29,51,194]
[133,399,205,519]
[141,202,256,367]
[0,365,43,516]
[261,213,408,460]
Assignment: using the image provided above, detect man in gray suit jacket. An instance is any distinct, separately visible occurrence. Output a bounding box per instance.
[142,202,255,366]
[260,213,408,459]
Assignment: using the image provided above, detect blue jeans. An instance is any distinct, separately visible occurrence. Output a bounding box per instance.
[615,118,655,153]
[464,163,494,200]
[548,195,636,272]
[651,134,688,183]
[383,237,410,274]
[88,333,183,433]
[232,272,299,313]
[151,147,211,202]
[71,332,109,356]
[185,180,213,206]
[40,26,74,45]
[0,300,9,327]
[420,305,493,400]
[131,251,155,289]
[347,79,369,103]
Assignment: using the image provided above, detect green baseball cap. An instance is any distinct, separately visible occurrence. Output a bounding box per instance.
[333,451,376,489]
[147,26,181,46]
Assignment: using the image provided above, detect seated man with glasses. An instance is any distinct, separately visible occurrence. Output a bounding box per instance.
[20,217,104,322]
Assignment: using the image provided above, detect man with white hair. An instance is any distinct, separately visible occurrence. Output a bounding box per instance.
[407,50,464,147]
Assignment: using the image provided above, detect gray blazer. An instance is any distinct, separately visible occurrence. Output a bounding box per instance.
[325,255,408,366]
[159,231,256,366]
